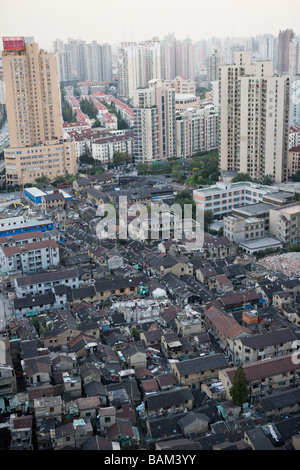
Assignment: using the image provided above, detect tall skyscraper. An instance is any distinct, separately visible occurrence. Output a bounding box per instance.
[219,51,290,183]
[278,29,295,74]
[2,36,76,185]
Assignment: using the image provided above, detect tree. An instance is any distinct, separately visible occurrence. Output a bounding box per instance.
[136,163,149,175]
[231,172,253,183]
[80,98,98,119]
[261,174,274,186]
[292,171,300,182]
[35,175,51,188]
[80,154,95,165]
[204,209,214,232]
[62,102,77,123]
[92,118,101,128]
[89,166,105,175]
[229,364,249,412]
[113,151,131,164]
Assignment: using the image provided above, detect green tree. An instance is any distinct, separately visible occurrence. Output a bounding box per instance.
[113,151,131,164]
[80,154,95,165]
[80,98,98,119]
[136,163,149,175]
[231,172,253,183]
[229,364,249,412]
[261,174,274,186]
[62,102,77,123]
[292,171,300,182]
[295,192,300,201]
[92,118,101,128]
[35,175,51,188]
[204,209,214,232]
[89,166,105,175]
[131,327,141,341]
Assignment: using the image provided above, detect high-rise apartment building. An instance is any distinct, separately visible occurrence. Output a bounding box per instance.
[219,51,290,183]
[206,49,223,85]
[175,105,219,159]
[118,41,161,100]
[133,79,175,163]
[53,39,112,84]
[2,36,76,185]
[278,29,295,74]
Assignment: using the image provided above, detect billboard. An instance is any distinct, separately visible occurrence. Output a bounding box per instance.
[2,36,25,51]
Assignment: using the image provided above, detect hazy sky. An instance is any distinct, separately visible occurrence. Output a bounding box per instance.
[1,0,300,50]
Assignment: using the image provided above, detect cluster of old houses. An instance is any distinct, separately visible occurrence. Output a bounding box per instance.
[1,173,300,451]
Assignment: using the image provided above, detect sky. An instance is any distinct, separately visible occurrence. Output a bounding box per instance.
[1,0,300,50]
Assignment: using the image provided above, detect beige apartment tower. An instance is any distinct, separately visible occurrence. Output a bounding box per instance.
[219,51,290,183]
[2,37,76,185]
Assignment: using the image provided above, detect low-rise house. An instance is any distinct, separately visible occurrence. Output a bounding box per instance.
[40,310,81,350]
[156,372,176,391]
[13,292,58,318]
[15,268,80,298]
[258,388,300,417]
[68,285,98,309]
[83,381,108,405]
[73,418,94,449]
[244,427,274,450]
[82,435,120,451]
[79,362,102,385]
[233,326,296,364]
[22,356,52,388]
[34,396,63,425]
[175,310,205,336]
[86,187,110,207]
[98,406,117,435]
[51,354,76,374]
[155,438,201,451]
[204,306,252,356]
[0,336,17,397]
[147,255,193,278]
[41,191,65,211]
[177,411,210,436]
[62,372,82,400]
[214,274,234,294]
[141,379,160,397]
[36,417,55,450]
[94,276,148,301]
[219,354,300,401]
[106,421,138,447]
[9,415,33,451]
[76,397,101,425]
[0,239,60,274]
[170,354,229,390]
[140,328,163,348]
[207,289,261,311]
[146,387,194,417]
[160,332,183,359]
[73,178,91,194]
[273,291,294,309]
[51,422,76,449]
[282,305,300,326]
[121,345,147,369]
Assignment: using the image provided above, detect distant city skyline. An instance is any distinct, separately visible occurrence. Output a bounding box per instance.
[1,0,300,50]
